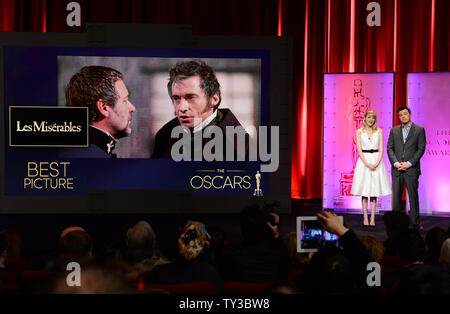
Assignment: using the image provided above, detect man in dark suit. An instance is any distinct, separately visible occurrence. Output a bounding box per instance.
[61,66,136,158]
[387,107,426,231]
[151,60,248,160]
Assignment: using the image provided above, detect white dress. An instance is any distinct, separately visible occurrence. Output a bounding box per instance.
[350,129,392,197]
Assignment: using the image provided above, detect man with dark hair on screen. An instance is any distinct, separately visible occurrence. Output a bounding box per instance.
[61,65,136,158]
[151,59,248,159]
[387,106,426,231]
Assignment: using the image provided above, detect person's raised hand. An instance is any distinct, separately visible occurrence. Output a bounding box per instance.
[267,212,280,239]
[317,212,348,237]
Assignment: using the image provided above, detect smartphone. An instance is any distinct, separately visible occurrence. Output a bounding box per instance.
[296,216,343,252]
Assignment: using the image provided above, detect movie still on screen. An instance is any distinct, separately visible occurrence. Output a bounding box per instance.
[0,0,449,304]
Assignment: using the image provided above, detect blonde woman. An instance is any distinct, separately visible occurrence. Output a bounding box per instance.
[351,110,391,227]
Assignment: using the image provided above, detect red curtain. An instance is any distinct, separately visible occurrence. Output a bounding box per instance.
[1,0,449,200]
[0,0,46,32]
[288,0,449,199]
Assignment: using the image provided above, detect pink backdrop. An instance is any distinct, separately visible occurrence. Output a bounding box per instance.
[408,72,450,214]
[323,73,394,211]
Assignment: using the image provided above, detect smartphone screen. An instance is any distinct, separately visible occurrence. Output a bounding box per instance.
[297,217,340,252]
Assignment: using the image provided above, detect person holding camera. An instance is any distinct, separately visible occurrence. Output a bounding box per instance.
[314,211,379,293]
[219,204,290,283]
[145,220,222,293]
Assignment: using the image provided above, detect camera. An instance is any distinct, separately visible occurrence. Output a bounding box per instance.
[262,201,280,228]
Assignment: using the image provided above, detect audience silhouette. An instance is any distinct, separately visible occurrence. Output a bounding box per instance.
[0,206,449,295]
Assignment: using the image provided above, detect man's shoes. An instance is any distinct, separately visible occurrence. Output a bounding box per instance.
[413,224,424,232]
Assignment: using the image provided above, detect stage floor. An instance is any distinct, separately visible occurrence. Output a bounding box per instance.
[290,198,450,241]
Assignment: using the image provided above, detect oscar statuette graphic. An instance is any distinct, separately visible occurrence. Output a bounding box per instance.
[253,170,263,196]
[334,79,371,207]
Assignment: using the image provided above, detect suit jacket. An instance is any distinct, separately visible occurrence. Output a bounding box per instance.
[151,108,249,159]
[58,126,116,158]
[387,123,426,177]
